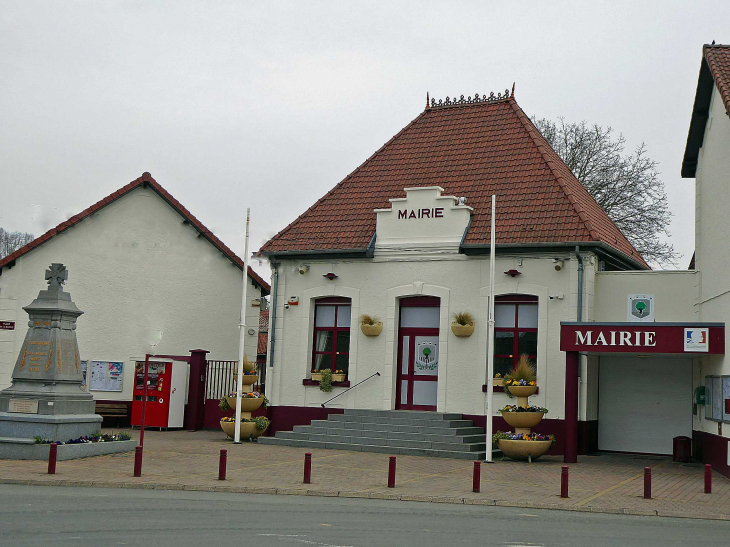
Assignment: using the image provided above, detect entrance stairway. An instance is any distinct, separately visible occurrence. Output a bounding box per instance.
[258,409,487,460]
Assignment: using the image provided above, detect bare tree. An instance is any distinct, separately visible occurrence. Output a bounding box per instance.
[0,228,35,260]
[533,117,678,267]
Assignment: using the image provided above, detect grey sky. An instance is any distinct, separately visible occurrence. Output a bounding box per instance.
[2,1,728,275]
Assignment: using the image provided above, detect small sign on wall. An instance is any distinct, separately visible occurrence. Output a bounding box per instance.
[685,328,709,352]
[627,294,654,322]
[0,321,14,330]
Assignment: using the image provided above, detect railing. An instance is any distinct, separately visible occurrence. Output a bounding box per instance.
[320,372,381,408]
[205,360,265,399]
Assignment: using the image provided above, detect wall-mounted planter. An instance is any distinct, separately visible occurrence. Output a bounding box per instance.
[311,372,323,381]
[332,373,346,382]
[451,322,475,337]
[360,322,383,336]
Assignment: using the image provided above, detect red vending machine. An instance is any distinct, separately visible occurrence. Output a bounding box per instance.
[131,360,186,428]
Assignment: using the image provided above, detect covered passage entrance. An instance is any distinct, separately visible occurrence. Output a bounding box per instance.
[560,322,725,463]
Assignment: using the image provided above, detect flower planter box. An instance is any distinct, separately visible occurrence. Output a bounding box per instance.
[311,372,323,381]
[331,373,346,382]
[500,411,545,429]
[493,378,504,386]
[451,322,475,337]
[497,439,552,462]
[360,323,383,336]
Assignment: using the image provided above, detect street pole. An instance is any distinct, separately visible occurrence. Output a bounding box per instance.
[140,353,150,448]
[234,208,251,444]
[485,195,496,463]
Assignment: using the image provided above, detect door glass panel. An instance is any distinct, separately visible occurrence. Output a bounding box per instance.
[518,305,538,328]
[494,332,514,355]
[336,331,350,353]
[401,336,410,375]
[336,306,351,327]
[314,331,333,353]
[400,380,409,405]
[413,381,438,407]
[413,336,439,376]
[518,331,537,356]
[400,306,440,328]
[315,306,336,327]
[495,304,516,328]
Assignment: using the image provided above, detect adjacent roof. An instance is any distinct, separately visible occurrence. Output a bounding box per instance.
[0,173,270,294]
[682,44,730,178]
[257,309,269,356]
[259,93,647,269]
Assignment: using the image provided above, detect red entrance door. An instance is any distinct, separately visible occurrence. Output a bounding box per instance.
[396,297,440,411]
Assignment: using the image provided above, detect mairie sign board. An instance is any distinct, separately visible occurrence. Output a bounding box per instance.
[560,322,725,354]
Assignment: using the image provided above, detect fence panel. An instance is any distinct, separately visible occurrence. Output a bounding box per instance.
[205,360,264,400]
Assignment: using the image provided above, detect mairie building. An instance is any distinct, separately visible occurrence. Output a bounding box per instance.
[257,44,730,477]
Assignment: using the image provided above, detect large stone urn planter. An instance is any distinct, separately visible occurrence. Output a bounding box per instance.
[497,439,552,462]
[220,419,267,440]
[226,396,264,412]
[501,411,545,430]
[506,385,537,398]
[232,373,258,386]
[451,322,475,337]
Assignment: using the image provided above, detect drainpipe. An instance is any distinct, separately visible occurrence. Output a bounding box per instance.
[267,264,279,374]
[575,246,583,322]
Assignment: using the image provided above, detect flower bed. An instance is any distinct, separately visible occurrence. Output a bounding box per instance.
[219,391,269,412]
[220,416,271,440]
[493,431,555,444]
[499,405,548,413]
[35,432,132,445]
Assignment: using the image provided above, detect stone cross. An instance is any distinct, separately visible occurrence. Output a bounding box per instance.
[45,263,68,291]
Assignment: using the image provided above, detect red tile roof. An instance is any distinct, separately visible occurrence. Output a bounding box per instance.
[705,44,730,115]
[0,173,270,294]
[259,95,647,268]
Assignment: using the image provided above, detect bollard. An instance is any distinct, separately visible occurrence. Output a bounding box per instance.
[473,461,481,493]
[133,445,143,477]
[643,467,651,499]
[304,452,312,484]
[705,464,712,494]
[47,443,58,475]
[388,456,396,488]
[560,466,569,498]
[218,449,227,481]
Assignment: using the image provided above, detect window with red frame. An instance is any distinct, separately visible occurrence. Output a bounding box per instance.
[312,298,351,376]
[493,295,538,378]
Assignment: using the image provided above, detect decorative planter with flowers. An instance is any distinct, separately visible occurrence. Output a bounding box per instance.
[220,354,270,441]
[360,314,383,336]
[220,416,271,440]
[451,312,475,337]
[495,355,554,462]
[331,370,346,382]
[220,391,269,413]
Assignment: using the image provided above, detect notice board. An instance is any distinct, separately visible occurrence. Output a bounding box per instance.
[89,361,124,392]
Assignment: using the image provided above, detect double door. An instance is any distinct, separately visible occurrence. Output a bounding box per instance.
[396,298,440,411]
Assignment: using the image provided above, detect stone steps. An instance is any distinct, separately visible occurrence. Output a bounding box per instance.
[258,409,488,460]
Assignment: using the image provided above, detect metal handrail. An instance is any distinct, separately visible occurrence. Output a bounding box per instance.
[320,372,381,408]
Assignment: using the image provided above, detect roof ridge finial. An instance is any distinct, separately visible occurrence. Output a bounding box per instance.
[511,82,515,97]
[426,91,430,110]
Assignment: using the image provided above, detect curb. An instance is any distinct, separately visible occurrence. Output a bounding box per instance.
[0,478,726,521]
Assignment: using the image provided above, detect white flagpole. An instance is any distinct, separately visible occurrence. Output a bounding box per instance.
[486,195,496,462]
[234,208,251,444]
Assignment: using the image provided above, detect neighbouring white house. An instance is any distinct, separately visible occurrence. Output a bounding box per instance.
[0,173,269,426]
[255,45,730,476]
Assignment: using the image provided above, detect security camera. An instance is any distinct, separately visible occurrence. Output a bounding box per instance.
[553,259,564,271]
[298,265,309,275]
[284,303,290,309]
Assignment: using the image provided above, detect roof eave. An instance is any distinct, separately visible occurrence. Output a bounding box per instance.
[682,56,716,178]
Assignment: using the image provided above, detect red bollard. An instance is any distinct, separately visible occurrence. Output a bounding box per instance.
[561,466,569,498]
[643,467,651,499]
[133,445,143,477]
[304,452,312,484]
[218,449,227,480]
[473,461,481,493]
[47,443,57,475]
[388,456,396,488]
[705,464,712,494]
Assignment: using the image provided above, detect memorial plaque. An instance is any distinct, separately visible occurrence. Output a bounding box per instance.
[0,321,14,330]
[8,399,39,414]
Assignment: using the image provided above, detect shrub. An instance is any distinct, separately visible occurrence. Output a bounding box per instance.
[319,368,333,392]
[452,312,475,326]
[360,314,380,326]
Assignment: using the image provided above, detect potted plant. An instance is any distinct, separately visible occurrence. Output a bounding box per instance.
[311,370,323,381]
[504,354,537,399]
[492,431,555,462]
[319,368,333,392]
[331,369,346,382]
[220,415,271,440]
[451,312,475,337]
[360,314,383,336]
[494,372,504,386]
[232,354,259,386]
[220,391,269,412]
[499,404,548,430]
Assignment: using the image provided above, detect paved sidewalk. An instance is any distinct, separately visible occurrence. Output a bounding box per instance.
[1,429,729,521]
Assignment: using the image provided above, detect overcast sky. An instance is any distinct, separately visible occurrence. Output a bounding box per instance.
[2,1,728,277]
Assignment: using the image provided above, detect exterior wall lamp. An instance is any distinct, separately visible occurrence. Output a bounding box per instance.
[323,272,338,280]
[504,269,522,277]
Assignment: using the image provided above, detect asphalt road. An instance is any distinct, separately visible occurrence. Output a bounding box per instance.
[1,484,729,547]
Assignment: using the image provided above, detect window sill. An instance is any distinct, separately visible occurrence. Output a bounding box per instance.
[302,379,351,387]
[482,384,539,394]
